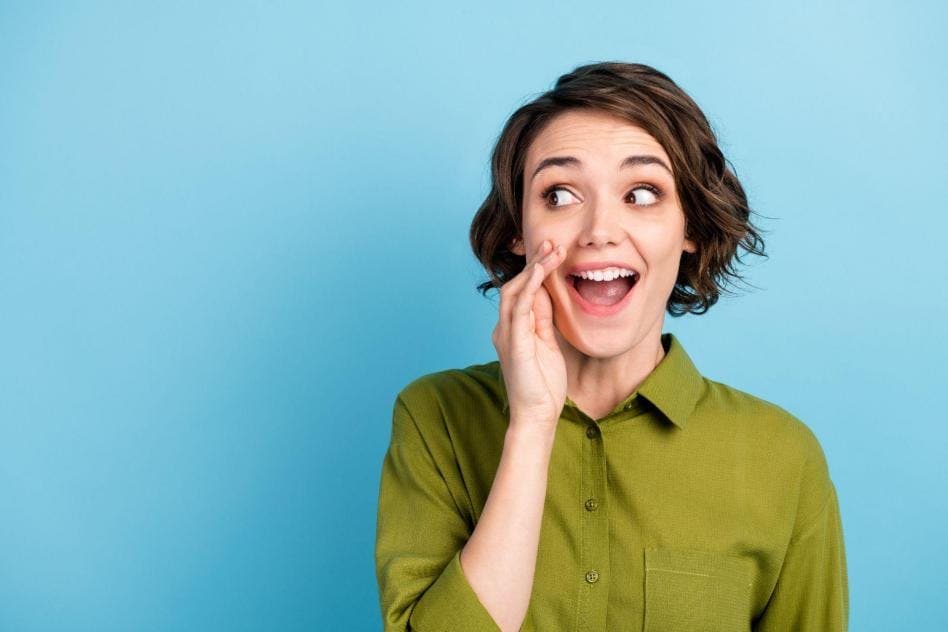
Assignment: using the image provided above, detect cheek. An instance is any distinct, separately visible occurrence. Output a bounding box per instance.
[642,232,688,266]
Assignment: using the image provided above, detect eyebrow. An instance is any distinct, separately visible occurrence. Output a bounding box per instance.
[530,154,673,181]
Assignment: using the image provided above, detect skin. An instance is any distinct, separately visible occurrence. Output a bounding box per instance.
[510,108,697,420]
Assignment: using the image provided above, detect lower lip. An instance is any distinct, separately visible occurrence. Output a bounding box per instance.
[566,275,639,318]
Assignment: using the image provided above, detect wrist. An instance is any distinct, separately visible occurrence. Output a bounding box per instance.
[506,419,558,445]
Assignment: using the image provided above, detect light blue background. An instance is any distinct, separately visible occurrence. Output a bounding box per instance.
[1,1,945,630]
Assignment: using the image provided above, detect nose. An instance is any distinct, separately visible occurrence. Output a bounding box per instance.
[574,195,625,248]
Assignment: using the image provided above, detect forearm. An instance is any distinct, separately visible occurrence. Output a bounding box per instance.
[459,422,556,632]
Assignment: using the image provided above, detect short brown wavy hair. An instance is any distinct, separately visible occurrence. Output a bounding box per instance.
[469,61,768,316]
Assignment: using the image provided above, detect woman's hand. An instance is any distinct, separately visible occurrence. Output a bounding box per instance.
[492,239,567,431]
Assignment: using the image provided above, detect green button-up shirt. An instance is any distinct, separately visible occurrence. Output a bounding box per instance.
[375,332,848,631]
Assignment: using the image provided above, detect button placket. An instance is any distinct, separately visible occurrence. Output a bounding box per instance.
[578,420,610,631]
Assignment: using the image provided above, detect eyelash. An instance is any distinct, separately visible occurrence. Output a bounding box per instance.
[539,183,664,209]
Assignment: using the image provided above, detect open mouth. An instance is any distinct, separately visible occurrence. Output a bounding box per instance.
[566,271,639,317]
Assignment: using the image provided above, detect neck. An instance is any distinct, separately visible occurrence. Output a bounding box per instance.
[556,327,667,419]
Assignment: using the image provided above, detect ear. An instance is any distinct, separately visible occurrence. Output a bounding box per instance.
[509,236,526,257]
[683,237,698,255]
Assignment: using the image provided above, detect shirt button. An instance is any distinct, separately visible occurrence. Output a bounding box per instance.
[585,570,600,583]
[585,498,599,511]
[586,425,600,438]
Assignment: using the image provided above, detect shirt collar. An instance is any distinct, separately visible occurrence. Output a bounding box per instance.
[498,332,704,429]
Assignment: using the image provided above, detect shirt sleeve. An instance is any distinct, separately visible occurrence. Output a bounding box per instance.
[753,446,850,631]
[374,392,502,632]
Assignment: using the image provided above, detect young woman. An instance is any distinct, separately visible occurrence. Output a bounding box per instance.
[375,62,848,632]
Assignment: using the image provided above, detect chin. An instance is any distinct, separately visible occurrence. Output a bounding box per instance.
[578,333,638,359]
[553,310,640,359]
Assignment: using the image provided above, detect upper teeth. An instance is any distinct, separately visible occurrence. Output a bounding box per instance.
[572,267,637,282]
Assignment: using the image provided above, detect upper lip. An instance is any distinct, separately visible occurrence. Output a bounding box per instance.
[566,261,640,277]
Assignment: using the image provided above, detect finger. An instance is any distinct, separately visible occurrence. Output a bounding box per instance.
[499,240,553,329]
[501,240,550,297]
[534,246,566,347]
[500,242,565,339]
[511,262,547,348]
[534,276,557,349]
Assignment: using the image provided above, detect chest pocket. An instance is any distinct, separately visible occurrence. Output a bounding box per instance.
[643,547,753,632]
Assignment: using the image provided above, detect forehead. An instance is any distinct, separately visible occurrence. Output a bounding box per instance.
[525,109,670,169]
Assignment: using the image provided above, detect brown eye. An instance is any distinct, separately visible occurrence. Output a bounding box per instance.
[543,186,578,208]
[629,185,661,206]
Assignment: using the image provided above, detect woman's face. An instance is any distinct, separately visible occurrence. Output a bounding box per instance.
[512,108,697,357]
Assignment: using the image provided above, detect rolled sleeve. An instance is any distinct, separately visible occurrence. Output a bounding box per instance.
[375,393,501,632]
[410,548,502,631]
[754,478,850,631]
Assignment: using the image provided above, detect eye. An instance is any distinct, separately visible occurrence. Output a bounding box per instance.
[541,186,579,208]
[628,184,662,206]
[541,183,664,209]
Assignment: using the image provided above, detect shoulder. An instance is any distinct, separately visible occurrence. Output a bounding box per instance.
[395,361,503,417]
[391,362,507,459]
[699,377,835,521]
[389,363,508,496]
[700,377,829,467]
